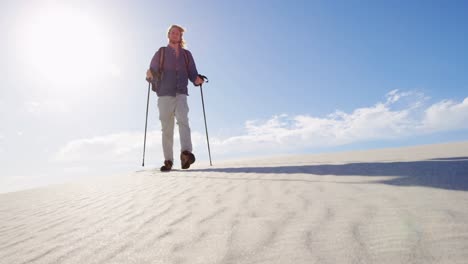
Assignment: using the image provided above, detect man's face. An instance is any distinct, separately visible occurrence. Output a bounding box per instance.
[169,28,182,44]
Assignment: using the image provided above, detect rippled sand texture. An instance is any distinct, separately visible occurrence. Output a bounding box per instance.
[1,142,468,264]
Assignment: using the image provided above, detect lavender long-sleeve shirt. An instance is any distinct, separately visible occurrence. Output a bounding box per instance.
[149,45,199,97]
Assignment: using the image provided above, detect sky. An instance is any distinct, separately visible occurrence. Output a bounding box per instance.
[1,0,467,193]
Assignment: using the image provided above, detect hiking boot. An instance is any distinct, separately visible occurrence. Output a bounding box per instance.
[160,160,173,172]
[180,151,195,169]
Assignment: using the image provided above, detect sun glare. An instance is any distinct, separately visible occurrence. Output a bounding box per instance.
[18,5,115,86]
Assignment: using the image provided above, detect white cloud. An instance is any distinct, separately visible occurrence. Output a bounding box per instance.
[54,129,209,164]
[24,100,69,115]
[54,131,162,164]
[54,90,468,163]
[422,98,468,132]
[212,90,468,155]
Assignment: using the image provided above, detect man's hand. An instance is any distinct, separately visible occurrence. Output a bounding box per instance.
[146,69,153,82]
[194,75,204,86]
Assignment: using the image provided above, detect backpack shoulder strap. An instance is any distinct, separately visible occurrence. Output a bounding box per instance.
[158,47,165,73]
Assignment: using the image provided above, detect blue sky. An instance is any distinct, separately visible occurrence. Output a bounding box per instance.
[1,0,467,192]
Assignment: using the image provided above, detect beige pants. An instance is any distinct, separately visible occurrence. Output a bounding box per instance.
[157,94,192,161]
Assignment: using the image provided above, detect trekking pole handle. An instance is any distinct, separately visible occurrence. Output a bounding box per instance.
[196,74,209,86]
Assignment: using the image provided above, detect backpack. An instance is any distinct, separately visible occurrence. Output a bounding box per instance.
[151,47,190,92]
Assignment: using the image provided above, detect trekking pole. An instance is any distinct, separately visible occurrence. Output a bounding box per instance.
[142,81,151,166]
[198,75,212,166]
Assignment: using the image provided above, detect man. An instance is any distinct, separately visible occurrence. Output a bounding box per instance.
[146,24,204,172]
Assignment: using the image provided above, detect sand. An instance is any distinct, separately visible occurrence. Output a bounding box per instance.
[1,141,468,264]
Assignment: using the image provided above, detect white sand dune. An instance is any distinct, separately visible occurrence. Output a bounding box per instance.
[1,141,468,264]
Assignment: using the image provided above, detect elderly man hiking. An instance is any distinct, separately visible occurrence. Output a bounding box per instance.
[146,24,204,172]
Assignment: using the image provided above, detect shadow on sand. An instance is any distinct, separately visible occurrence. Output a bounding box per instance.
[191,158,468,191]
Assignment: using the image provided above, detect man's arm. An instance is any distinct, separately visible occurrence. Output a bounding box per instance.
[147,48,162,81]
[186,50,199,84]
